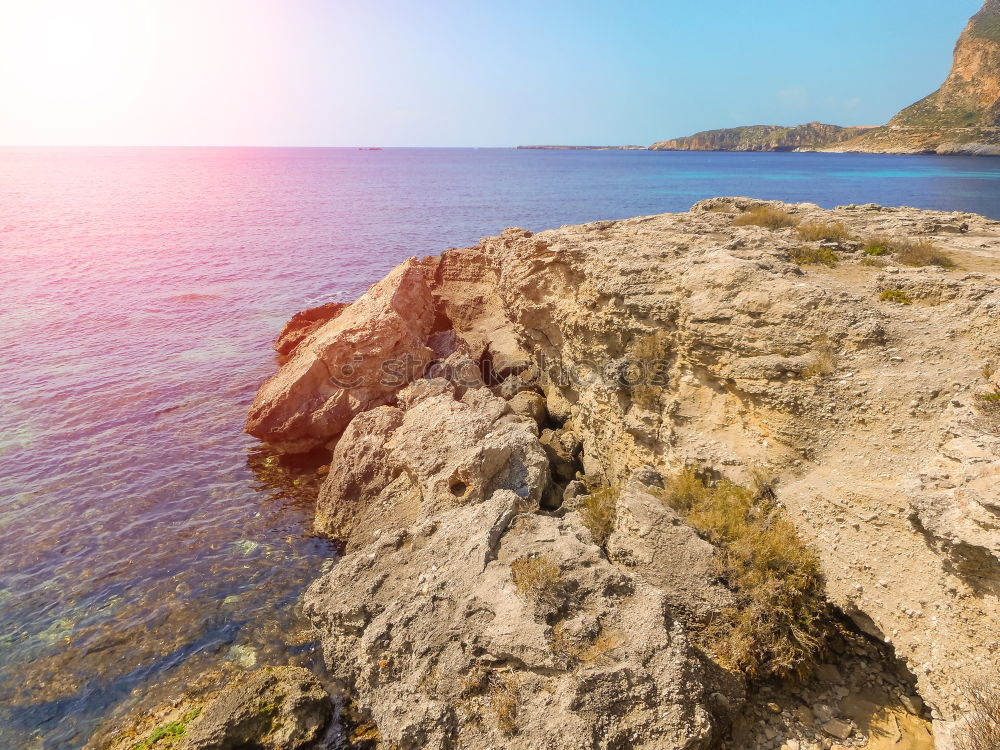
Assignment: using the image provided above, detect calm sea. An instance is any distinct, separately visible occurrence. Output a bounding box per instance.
[1,147,999,748]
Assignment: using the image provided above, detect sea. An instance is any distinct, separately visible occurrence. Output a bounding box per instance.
[1,147,999,748]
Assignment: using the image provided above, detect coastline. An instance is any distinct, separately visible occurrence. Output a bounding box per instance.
[98,197,1000,749]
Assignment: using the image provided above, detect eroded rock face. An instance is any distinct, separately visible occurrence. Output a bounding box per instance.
[254,198,999,747]
[245,258,436,452]
[272,301,348,357]
[314,379,549,549]
[183,666,332,750]
[304,490,722,750]
[606,475,734,625]
[463,198,999,745]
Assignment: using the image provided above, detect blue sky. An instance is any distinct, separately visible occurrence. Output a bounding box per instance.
[0,0,983,146]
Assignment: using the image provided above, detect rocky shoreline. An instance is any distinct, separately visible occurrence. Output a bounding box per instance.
[94,198,999,749]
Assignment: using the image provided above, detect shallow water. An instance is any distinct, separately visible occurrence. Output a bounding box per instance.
[1,147,998,748]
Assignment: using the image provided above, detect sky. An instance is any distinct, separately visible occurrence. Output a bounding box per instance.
[0,0,984,147]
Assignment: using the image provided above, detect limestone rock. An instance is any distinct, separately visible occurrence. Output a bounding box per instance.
[245,258,435,452]
[314,380,549,548]
[183,666,331,749]
[606,477,734,624]
[304,491,721,750]
[272,302,347,357]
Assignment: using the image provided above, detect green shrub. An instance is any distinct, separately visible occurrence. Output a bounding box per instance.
[880,289,913,305]
[863,236,892,256]
[733,206,799,229]
[653,469,830,681]
[790,246,839,267]
[797,221,852,243]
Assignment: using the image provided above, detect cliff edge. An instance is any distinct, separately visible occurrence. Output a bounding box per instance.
[236,199,1000,750]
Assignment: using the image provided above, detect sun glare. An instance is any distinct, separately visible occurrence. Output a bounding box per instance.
[1,1,159,141]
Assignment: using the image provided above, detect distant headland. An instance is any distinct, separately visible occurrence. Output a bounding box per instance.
[651,0,1000,155]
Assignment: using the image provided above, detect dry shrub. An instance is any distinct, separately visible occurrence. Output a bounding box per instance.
[511,556,563,608]
[630,332,671,410]
[803,335,836,377]
[551,623,624,665]
[880,289,913,305]
[894,238,956,268]
[954,677,1000,750]
[654,469,830,681]
[797,221,852,242]
[790,246,839,267]
[976,391,1000,434]
[579,486,620,546]
[487,672,520,734]
[733,206,799,229]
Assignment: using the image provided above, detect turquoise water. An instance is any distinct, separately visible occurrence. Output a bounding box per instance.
[1,147,998,748]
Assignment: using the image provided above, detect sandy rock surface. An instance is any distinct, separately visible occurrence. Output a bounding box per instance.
[245,197,1000,749]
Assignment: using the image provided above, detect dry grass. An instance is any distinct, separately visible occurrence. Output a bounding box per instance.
[551,623,624,665]
[880,289,913,305]
[461,667,520,735]
[954,677,1000,750]
[976,391,1000,434]
[511,556,563,609]
[790,246,839,267]
[487,672,520,734]
[579,486,620,546]
[733,206,800,229]
[797,221,853,243]
[653,469,830,681]
[803,335,837,377]
[984,364,996,381]
[894,238,956,269]
[630,331,671,410]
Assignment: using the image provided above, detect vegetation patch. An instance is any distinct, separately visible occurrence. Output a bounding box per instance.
[790,246,839,267]
[511,555,564,610]
[796,221,852,243]
[551,622,624,665]
[880,289,914,305]
[133,707,202,750]
[894,239,956,269]
[733,206,799,229]
[803,335,837,377]
[955,676,1000,750]
[652,469,830,681]
[862,236,892,256]
[487,672,520,734]
[579,486,620,546]
[629,331,671,410]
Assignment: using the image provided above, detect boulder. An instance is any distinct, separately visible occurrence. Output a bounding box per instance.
[539,428,582,483]
[183,666,331,749]
[507,390,547,427]
[246,258,436,452]
[272,302,348,357]
[313,380,549,549]
[606,477,734,624]
[304,491,720,750]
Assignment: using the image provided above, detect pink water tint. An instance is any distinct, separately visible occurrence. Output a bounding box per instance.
[2,146,1000,747]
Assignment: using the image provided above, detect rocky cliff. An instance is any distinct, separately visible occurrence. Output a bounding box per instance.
[240,199,1000,750]
[649,123,874,152]
[827,0,1000,154]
